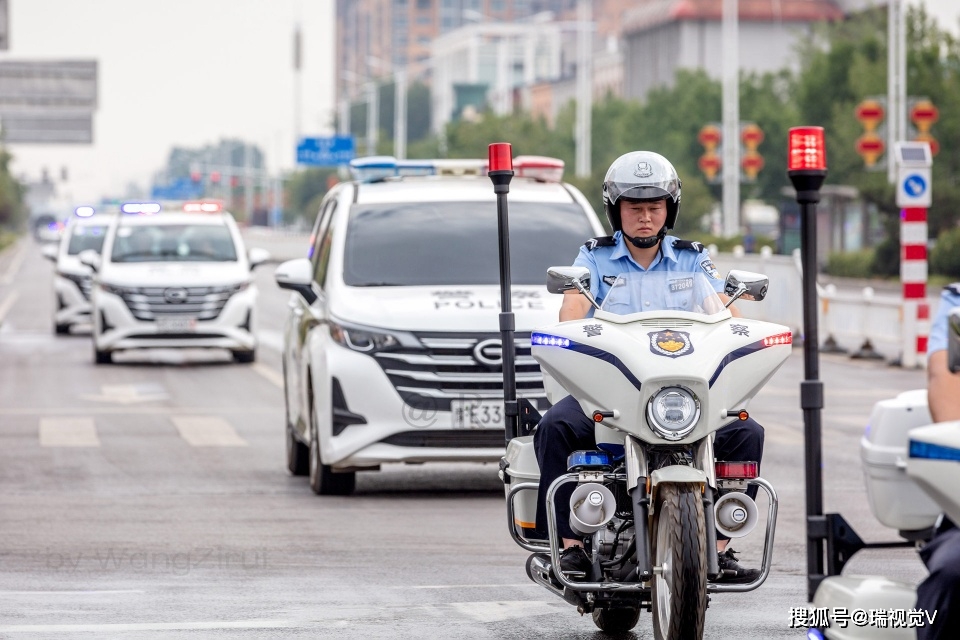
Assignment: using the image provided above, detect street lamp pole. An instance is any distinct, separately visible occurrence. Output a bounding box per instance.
[575,0,592,178]
[721,0,740,237]
[395,68,407,160]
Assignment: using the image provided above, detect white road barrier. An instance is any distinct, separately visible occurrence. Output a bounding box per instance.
[711,248,935,368]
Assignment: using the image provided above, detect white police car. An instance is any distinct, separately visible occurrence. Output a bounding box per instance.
[41,206,112,334]
[274,155,605,495]
[83,201,269,364]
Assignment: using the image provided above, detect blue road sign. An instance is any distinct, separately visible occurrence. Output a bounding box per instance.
[903,173,927,198]
[296,136,356,166]
[151,177,203,201]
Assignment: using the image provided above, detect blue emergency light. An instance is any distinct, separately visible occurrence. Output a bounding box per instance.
[74,206,95,217]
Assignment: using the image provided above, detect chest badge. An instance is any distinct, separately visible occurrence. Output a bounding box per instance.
[649,330,694,358]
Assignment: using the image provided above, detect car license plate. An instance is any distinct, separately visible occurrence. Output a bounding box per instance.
[156,315,197,333]
[451,399,504,429]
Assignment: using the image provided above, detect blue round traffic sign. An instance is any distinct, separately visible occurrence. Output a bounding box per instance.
[904,174,927,197]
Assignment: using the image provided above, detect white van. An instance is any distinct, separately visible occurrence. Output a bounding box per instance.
[274,156,605,494]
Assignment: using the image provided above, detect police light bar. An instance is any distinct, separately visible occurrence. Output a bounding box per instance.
[396,160,435,176]
[349,156,400,181]
[74,206,95,217]
[183,201,223,213]
[514,155,564,182]
[121,202,162,215]
[433,159,488,176]
[788,126,827,173]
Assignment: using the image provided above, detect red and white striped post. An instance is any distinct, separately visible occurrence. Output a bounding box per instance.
[901,206,929,368]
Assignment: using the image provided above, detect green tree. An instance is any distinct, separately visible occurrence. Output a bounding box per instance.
[0,148,26,231]
[286,167,339,223]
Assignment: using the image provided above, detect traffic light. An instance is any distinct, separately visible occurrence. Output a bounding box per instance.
[854,98,885,169]
[740,122,764,182]
[697,124,722,183]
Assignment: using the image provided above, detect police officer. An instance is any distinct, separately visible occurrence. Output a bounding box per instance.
[534,151,764,582]
[917,283,960,640]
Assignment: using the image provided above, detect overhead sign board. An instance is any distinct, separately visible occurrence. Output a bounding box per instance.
[297,136,355,166]
[151,177,204,201]
[0,60,98,110]
[1,112,93,144]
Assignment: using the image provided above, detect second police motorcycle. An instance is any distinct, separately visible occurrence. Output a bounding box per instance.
[488,144,792,639]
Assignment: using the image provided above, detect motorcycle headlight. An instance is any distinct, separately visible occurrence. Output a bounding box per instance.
[328,320,398,353]
[646,386,700,441]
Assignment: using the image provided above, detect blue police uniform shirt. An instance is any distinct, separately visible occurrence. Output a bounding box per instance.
[572,232,723,312]
[928,283,960,356]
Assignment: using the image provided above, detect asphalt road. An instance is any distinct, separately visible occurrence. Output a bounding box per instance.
[0,232,931,639]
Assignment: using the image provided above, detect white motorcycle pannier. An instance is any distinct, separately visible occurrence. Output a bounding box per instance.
[860,389,940,532]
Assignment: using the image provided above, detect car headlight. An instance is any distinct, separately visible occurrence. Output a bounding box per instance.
[328,320,399,353]
[646,386,701,441]
[99,282,132,296]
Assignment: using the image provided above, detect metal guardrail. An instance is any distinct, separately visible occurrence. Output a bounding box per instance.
[711,248,937,368]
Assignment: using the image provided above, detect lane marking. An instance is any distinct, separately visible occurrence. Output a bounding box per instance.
[0,290,19,326]
[0,590,146,596]
[1,242,26,284]
[449,600,565,623]
[0,619,294,633]
[80,384,169,405]
[172,416,248,447]
[251,363,284,388]
[407,584,533,589]
[0,407,276,416]
[39,418,100,447]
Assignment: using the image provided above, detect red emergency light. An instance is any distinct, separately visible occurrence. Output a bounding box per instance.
[488,143,513,173]
[715,461,759,479]
[788,127,827,173]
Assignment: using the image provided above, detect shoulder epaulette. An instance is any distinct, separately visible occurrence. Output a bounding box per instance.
[584,236,616,251]
[672,239,705,253]
[945,283,960,296]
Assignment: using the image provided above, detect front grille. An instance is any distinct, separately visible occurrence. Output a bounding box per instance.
[380,429,505,448]
[641,319,693,328]
[110,285,241,321]
[373,331,548,412]
[62,273,93,300]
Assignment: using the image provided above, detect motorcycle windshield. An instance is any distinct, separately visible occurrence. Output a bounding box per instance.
[599,271,726,316]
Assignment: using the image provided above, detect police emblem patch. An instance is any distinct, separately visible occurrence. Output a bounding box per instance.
[649,330,694,358]
[634,161,654,178]
[700,259,720,280]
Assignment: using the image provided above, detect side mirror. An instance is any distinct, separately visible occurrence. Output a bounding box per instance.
[948,309,960,374]
[41,244,59,262]
[724,270,768,304]
[78,249,102,273]
[274,258,317,304]
[248,247,271,269]
[546,266,591,294]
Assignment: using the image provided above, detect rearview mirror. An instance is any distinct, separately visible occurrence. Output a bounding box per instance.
[274,258,317,304]
[41,244,58,262]
[78,249,101,273]
[546,266,591,294]
[248,247,271,269]
[724,270,768,304]
[949,309,960,374]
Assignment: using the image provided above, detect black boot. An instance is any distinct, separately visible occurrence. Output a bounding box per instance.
[713,548,760,584]
[556,545,591,581]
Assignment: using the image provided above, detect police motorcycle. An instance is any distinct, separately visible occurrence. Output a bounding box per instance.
[808,309,960,640]
[500,267,794,638]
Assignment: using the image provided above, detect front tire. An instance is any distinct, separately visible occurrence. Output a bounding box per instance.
[592,606,641,633]
[55,322,70,335]
[232,349,256,363]
[308,390,355,496]
[94,348,112,364]
[651,483,707,640]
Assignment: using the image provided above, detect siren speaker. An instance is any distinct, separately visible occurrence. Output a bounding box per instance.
[714,491,759,538]
[569,483,616,535]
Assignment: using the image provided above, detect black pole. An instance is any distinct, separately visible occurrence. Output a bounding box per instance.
[789,168,827,601]
[490,166,518,444]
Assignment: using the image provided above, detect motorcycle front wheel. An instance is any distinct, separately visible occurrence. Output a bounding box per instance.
[651,483,707,640]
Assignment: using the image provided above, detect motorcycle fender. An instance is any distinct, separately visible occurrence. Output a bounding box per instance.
[650,466,708,487]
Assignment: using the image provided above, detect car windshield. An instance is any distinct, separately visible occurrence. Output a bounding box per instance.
[599,271,726,317]
[67,225,107,255]
[110,223,238,263]
[342,201,595,286]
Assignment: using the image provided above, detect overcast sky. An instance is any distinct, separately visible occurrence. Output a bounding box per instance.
[2,0,958,206]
